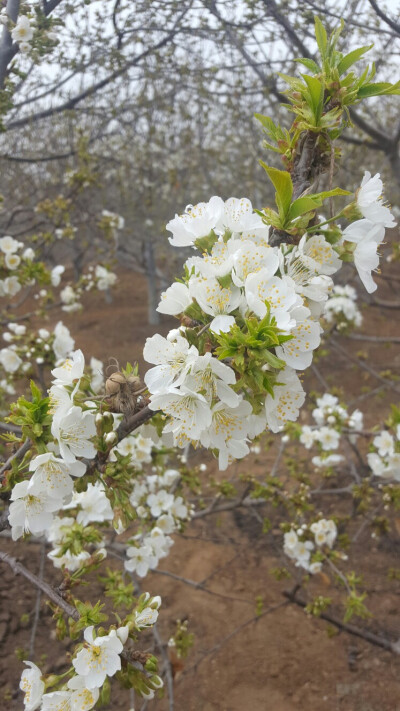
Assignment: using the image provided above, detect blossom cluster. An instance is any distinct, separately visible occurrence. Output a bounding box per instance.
[58,264,117,313]
[323,284,362,331]
[0,321,76,378]
[368,426,400,481]
[298,393,363,468]
[121,458,192,576]
[146,195,350,468]
[284,518,338,574]
[20,594,163,710]
[0,235,34,297]
[8,349,97,540]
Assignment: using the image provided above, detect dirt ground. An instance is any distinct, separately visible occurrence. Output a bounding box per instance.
[1,265,400,711]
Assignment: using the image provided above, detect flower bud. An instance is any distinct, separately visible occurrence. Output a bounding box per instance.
[105,431,117,446]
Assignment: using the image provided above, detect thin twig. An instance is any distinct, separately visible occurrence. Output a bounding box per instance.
[29,542,46,658]
[0,439,31,481]
[150,568,255,606]
[283,587,400,654]
[152,624,174,711]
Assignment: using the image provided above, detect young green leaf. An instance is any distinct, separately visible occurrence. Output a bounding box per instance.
[259,162,293,221]
[337,45,373,76]
[314,17,328,57]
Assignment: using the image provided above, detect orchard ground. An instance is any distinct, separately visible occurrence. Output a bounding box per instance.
[1,264,400,711]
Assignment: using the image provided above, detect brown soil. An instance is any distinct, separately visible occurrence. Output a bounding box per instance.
[2,265,400,711]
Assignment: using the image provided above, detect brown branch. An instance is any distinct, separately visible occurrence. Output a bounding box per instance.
[367,0,400,35]
[284,587,400,654]
[0,549,79,620]
[116,405,156,441]
[0,438,31,481]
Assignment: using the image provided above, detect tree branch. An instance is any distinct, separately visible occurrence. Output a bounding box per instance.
[367,0,400,35]
[284,587,400,654]
[0,549,79,620]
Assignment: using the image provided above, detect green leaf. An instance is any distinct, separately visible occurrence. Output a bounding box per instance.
[259,162,293,221]
[287,196,319,221]
[310,188,351,200]
[260,350,286,369]
[294,57,320,74]
[254,113,276,132]
[314,17,328,57]
[302,74,324,120]
[357,81,400,98]
[337,45,373,76]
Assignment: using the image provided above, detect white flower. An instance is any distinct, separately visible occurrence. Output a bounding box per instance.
[60,285,77,305]
[190,276,241,333]
[11,16,33,43]
[73,626,123,689]
[297,234,342,276]
[68,483,113,525]
[149,386,212,446]
[312,454,344,468]
[231,241,279,287]
[0,235,20,253]
[28,452,86,499]
[125,544,157,577]
[265,367,305,433]
[317,426,341,451]
[221,197,265,235]
[22,248,35,261]
[167,196,224,247]
[51,349,85,387]
[373,431,395,457]
[276,305,321,370]
[186,238,240,279]
[48,548,91,571]
[357,172,396,227]
[300,425,316,449]
[144,334,198,393]
[284,530,298,550]
[184,352,240,407]
[20,661,44,711]
[157,281,192,315]
[51,406,96,462]
[170,495,189,519]
[3,275,21,296]
[155,513,175,534]
[147,489,174,517]
[52,321,75,360]
[9,481,62,540]
[90,356,104,393]
[95,265,117,290]
[200,399,253,470]
[48,384,74,419]
[51,265,65,286]
[0,347,22,372]
[245,271,298,329]
[5,252,20,270]
[311,519,337,548]
[47,515,76,544]
[342,219,386,293]
[134,606,159,629]
[41,676,99,711]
